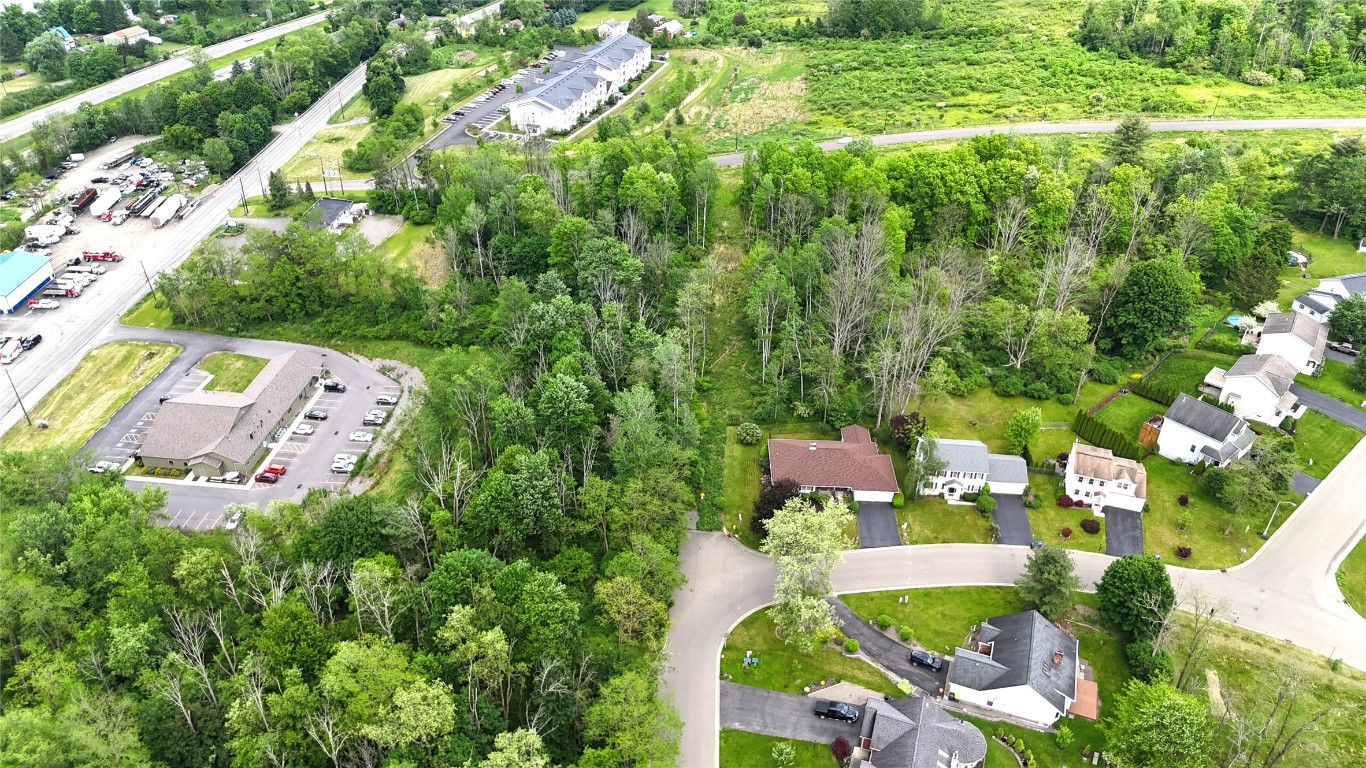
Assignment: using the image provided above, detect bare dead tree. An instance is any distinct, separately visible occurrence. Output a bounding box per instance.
[620,208,649,257]
[819,217,888,360]
[1217,664,1336,768]
[219,561,246,613]
[77,644,112,691]
[1122,175,1160,258]
[205,610,238,674]
[1089,252,1134,345]
[298,561,339,625]
[1174,588,1231,691]
[386,497,436,572]
[1136,587,1181,655]
[1173,207,1213,265]
[1047,234,1098,313]
[150,667,195,731]
[260,58,294,100]
[240,655,271,733]
[243,558,293,611]
[306,701,349,768]
[166,609,218,709]
[989,195,1030,255]
[347,564,408,640]
[1075,188,1116,255]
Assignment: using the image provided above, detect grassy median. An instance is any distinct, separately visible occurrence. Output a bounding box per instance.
[0,341,180,453]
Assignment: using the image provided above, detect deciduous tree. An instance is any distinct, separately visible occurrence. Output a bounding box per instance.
[1015,545,1079,619]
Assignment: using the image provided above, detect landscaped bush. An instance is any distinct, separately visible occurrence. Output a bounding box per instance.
[891,492,904,508]
[1203,466,1230,496]
[898,626,913,642]
[844,638,860,653]
[1024,380,1053,400]
[963,491,980,503]
[1125,640,1175,682]
[1176,545,1192,559]
[1061,527,1073,539]
[889,411,927,452]
[875,614,894,629]
[1177,493,1189,507]
[1081,518,1101,534]
[1058,494,1075,507]
[993,371,1025,397]
[976,494,997,514]
[1058,393,1074,405]
[1129,377,1180,406]
[1074,410,1144,459]
[736,422,762,445]
[831,737,853,763]
[1055,724,1073,748]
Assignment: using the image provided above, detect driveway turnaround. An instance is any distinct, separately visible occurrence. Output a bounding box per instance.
[991,495,1033,546]
[719,682,862,743]
[857,501,900,548]
[828,600,948,694]
[1289,385,1366,431]
[1103,508,1144,556]
[665,436,1366,768]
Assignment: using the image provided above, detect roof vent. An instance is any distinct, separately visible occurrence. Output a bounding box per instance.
[1053,651,1064,666]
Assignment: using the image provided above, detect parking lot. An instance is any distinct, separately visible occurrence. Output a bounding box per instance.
[424,48,574,150]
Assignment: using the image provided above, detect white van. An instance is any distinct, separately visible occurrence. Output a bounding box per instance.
[0,338,21,365]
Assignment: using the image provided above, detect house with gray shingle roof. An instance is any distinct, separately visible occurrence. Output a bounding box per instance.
[1152,393,1255,467]
[917,438,1029,499]
[1292,271,1366,324]
[947,610,1092,727]
[508,34,651,134]
[1251,312,1327,375]
[852,696,987,768]
[1202,353,1302,427]
[139,351,321,478]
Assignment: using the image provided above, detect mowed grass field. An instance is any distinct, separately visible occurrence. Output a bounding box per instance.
[719,730,836,768]
[1341,535,1366,619]
[200,352,269,392]
[574,0,674,30]
[279,122,373,181]
[0,341,180,453]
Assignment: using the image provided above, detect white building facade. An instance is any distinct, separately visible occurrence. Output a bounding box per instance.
[1204,354,1301,427]
[1253,312,1326,375]
[1154,394,1255,466]
[508,34,650,135]
[918,438,1029,499]
[1063,442,1146,514]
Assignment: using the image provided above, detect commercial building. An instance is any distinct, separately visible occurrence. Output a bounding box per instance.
[0,250,54,314]
[102,26,149,46]
[303,197,368,232]
[138,351,321,477]
[508,34,651,134]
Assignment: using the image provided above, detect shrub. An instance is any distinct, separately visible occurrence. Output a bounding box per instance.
[976,494,997,514]
[844,638,860,653]
[1177,510,1193,531]
[1125,640,1175,682]
[848,499,860,514]
[963,491,980,503]
[1023,380,1052,400]
[1241,69,1277,85]
[993,372,1024,397]
[875,614,893,629]
[1081,518,1101,534]
[1203,466,1230,496]
[1176,545,1192,559]
[1061,527,1073,538]
[1058,393,1074,405]
[831,736,853,763]
[1090,358,1122,384]
[736,422,762,445]
[898,626,913,641]
[891,492,904,508]
[890,412,927,452]
[1055,724,1073,748]
[994,727,1005,741]
[1058,494,1074,507]
[1177,493,1189,507]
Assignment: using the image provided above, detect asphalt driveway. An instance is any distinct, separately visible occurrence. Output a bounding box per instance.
[829,600,949,694]
[720,682,862,743]
[991,494,1033,545]
[1104,508,1144,556]
[1289,384,1366,431]
[1292,471,1321,496]
[857,501,900,548]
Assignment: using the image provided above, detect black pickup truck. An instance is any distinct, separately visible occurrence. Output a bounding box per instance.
[812,700,859,723]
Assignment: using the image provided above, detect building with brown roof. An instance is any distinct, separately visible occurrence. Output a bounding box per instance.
[768,425,899,502]
[139,351,321,478]
[1063,441,1147,514]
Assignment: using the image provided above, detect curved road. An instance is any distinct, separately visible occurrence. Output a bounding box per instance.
[664,437,1366,768]
[0,10,330,144]
[710,117,1366,167]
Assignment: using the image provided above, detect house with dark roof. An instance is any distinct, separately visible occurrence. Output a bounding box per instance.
[1063,441,1146,514]
[139,351,321,477]
[768,425,899,502]
[508,34,651,134]
[1292,271,1366,324]
[916,438,1028,499]
[947,610,1095,727]
[303,197,367,232]
[852,696,987,768]
[1151,393,1255,467]
[1250,312,1326,375]
[1202,354,1302,427]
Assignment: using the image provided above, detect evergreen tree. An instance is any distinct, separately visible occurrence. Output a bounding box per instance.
[267,170,292,210]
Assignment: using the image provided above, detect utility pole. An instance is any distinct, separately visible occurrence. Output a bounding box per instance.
[4,367,32,427]
[139,260,155,293]
[238,176,248,216]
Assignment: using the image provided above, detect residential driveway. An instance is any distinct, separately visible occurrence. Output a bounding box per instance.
[1104,508,1144,556]
[1289,384,1366,431]
[991,494,1033,546]
[829,600,949,693]
[1325,349,1357,366]
[857,501,900,548]
[720,682,862,743]
[1291,471,1321,496]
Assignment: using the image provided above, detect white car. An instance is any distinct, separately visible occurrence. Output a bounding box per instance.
[87,460,121,473]
[333,452,358,463]
[837,136,854,144]
[293,423,315,435]
[349,431,374,442]
[28,299,60,310]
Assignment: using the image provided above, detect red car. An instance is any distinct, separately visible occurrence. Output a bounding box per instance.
[254,472,278,484]
[264,463,287,476]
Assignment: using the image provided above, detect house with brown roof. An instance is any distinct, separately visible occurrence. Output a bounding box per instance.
[768,425,899,502]
[1250,312,1327,375]
[138,351,321,478]
[1063,441,1146,514]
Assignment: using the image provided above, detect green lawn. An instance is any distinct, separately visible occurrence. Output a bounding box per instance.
[916,382,1114,459]
[1141,456,1275,567]
[1095,392,1166,439]
[722,422,836,547]
[719,730,836,768]
[1295,359,1365,410]
[1340,535,1366,619]
[199,352,269,392]
[375,222,446,285]
[1027,499,1108,554]
[120,293,174,329]
[1277,228,1366,305]
[1293,410,1362,480]
[898,496,995,545]
[720,608,900,696]
[278,122,373,181]
[574,0,675,29]
[1145,349,1239,396]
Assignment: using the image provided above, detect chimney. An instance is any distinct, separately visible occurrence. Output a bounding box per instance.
[1053,651,1064,667]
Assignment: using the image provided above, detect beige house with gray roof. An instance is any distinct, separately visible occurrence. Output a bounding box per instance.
[139,351,321,477]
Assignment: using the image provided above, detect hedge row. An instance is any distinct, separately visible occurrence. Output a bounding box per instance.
[1129,377,1180,406]
[1072,410,1144,460]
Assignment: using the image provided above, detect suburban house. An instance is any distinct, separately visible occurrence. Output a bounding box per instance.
[768,425,899,502]
[596,17,626,38]
[138,351,322,478]
[1246,312,1326,375]
[947,610,1097,727]
[1202,354,1302,427]
[49,26,77,51]
[1063,442,1147,514]
[916,438,1029,499]
[508,34,651,134]
[1146,393,1256,467]
[1292,271,1366,323]
[852,696,987,768]
[102,25,149,45]
[303,197,368,232]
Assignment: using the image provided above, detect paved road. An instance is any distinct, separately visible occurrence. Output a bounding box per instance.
[1103,508,1144,556]
[857,501,899,548]
[719,682,862,743]
[0,11,330,144]
[1290,384,1366,431]
[0,63,368,438]
[991,495,1033,546]
[710,117,1366,167]
[665,437,1366,768]
[828,600,947,694]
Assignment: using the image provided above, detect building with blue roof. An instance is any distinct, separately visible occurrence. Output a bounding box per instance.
[0,250,54,314]
[49,26,77,51]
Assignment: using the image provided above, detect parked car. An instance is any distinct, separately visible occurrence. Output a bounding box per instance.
[304,409,329,420]
[375,394,399,406]
[1329,341,1359,356]
[322,378,347,393]
[363,410,386,426]
[331,453,358,473]
[294,423,315,435]
[90,176,108,183]
[263,463,287,476]
[19,335,42,351]
[86,460,122,474]
[254,471,279,484]
[908,649,944,672]
[812,701,859,723]
[349,430,374,442]
[224,509,245,529]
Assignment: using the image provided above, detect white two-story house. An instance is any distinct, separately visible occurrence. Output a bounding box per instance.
[1202,354,1302,427]
[1063,442,1146,514]
[917,438,1029,499]
[508,34,651,134]
[1292,271,1366,323]
[1153,393,1256,466]
[1251,312,1326,375]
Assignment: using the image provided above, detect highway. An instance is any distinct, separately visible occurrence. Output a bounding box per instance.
[0,10,330,144]
[0,63,368,437]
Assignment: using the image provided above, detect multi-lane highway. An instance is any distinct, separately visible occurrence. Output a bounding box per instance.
[0,10,330,144]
